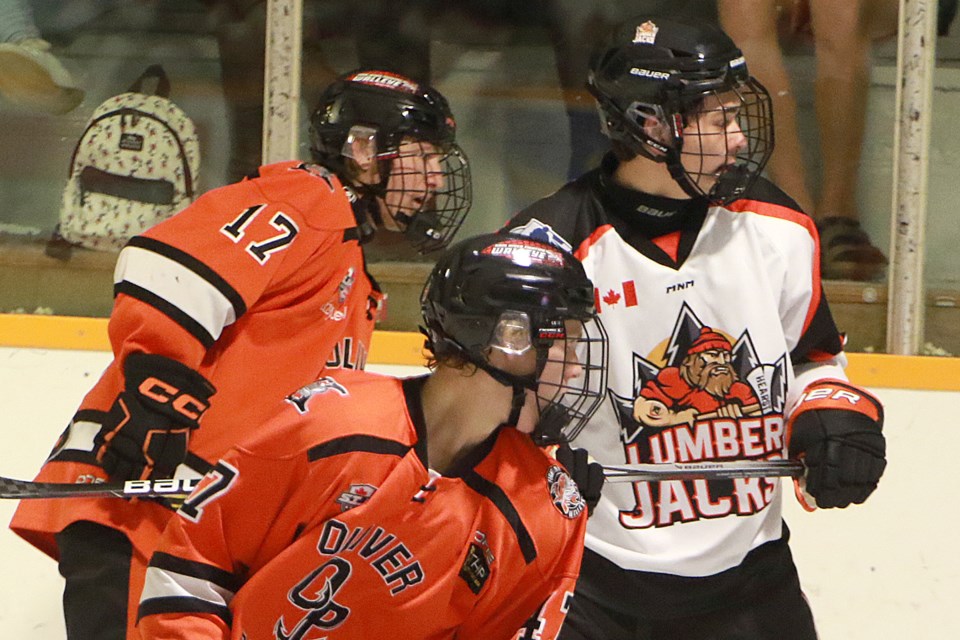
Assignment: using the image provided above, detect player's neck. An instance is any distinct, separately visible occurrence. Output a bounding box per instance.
[613,155,690,200]
[420,366,513,474]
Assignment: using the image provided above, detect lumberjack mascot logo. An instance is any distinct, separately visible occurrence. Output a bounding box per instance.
[631,327,761,431]
[611,303,790,528]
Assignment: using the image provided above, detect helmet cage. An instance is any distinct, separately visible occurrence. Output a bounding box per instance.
[528,315,608,444]
[381,142,472,254]
[309,70,473,252]
[594,73,772,204]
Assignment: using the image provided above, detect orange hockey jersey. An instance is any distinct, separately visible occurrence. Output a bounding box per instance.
[12,161,383,566]
[137,371,588,640]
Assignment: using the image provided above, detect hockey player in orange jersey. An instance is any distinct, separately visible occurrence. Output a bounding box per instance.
[136,233,609,640]
[10,69,472,640]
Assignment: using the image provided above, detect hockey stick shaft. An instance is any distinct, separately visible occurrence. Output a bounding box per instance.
[602,459,804,483]
[0,459,804,498]
[0,476,200,500]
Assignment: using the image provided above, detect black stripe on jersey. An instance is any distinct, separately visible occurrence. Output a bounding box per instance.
[462,470,538,565]
[150,550,244,594]
[307,435,410,462]
[743,176,805,212]
[790,291,843,364]
[126,236,248,318]
[74,408,107,424]
[138,551,239,625]
[401,376,430,466]
[49,449,99,465]
[137,596,232,628]
[114,281,216,348]
[47,408,107,464]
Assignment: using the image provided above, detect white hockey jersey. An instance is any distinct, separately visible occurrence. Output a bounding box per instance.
[507,156,847,581]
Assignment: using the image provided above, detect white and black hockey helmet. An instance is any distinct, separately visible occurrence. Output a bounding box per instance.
[421,233,608,444]
[588,15,774,204]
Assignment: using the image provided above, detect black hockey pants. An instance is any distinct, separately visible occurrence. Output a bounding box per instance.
[56,520,133,640]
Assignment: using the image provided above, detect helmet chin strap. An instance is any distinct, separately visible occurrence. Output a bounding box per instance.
[402,210,443,246]
[649,116,707,201]
[455,343,561,436]
[604,97,709,202]
[346,188,378,245]
[422,335,543,430]
[664,153,708,200]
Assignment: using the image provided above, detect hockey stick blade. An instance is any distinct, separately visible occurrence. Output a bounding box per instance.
[603,459,804,483]
[0,476,200,500]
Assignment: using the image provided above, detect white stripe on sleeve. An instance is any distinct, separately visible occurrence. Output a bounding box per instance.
[115,246,237,341]
[140,565,236,608]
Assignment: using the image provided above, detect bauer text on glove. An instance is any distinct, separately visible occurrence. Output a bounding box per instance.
[787,379,885,509]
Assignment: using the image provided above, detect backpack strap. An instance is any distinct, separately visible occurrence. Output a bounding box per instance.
[128,64,171,98]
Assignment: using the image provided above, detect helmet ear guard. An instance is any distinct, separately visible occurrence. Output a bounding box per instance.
[420,233,609,443]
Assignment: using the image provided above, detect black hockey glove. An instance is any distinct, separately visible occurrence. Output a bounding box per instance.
[95,353,215,481]
[555,444,605,516]
[788,380,885,509]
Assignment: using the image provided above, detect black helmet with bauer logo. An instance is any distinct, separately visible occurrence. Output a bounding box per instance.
[588,16,773,204]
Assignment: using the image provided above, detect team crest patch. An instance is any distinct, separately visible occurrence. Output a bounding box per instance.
[546,465,586,519]
[285,376,348,414]
[292,162,335,190]
[633,20,659,44]
[509,218,573,253]
[459,531,495,594]
[336,483,377,511]
[338,267,355,304]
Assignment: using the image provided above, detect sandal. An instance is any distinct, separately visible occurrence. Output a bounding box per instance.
[817,216,888,281]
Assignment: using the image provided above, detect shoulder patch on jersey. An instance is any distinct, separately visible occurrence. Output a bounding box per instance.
[338,267,355,304]
[459,531,495,594]
[335,483,378,512]
[285,376,349,414]
[290,162,336,192]
[546,465,586,519]
[508,218,573,253]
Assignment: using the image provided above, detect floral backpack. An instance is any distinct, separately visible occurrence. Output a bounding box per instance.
[53,65,200,253]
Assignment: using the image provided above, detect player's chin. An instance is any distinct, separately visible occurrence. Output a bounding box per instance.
[693,172,721,192]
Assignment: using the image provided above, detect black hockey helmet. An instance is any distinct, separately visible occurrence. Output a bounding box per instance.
[421,233,608,443]
[588,16,773,204]
[309,69,472,253]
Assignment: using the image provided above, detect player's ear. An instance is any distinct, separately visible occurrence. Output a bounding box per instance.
[642,115,672,148]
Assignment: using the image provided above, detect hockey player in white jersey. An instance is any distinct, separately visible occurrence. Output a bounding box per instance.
[505,14,886,640]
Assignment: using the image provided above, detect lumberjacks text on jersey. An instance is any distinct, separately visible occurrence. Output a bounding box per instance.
[609,303,789,529]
